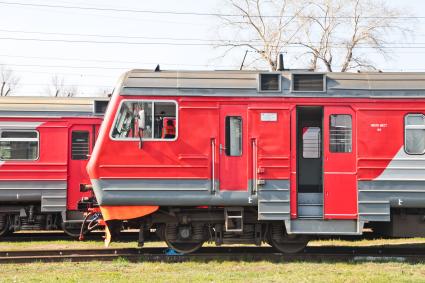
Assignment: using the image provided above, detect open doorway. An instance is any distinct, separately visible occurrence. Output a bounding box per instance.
[296,106,323,218]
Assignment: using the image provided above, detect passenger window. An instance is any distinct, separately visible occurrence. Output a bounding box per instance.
[0,130,39,160]
[71,131,89,160]
[329,115,352,153]
[112,100,177,140]
[303,127,321,158]
[225,116,242,156]
[405,114,425,155]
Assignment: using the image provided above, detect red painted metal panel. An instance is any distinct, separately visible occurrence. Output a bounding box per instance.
[323,106,357,219]
[67,124,93,210]
[357,109,405,180]
[219,105,248,191]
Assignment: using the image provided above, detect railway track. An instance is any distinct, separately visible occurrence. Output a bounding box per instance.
[1,231,139,242]
[1,246,425,264]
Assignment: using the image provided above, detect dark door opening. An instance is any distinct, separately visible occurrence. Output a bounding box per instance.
[296,106,324,218]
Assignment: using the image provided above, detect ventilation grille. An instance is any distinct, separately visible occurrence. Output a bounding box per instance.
[259,73,281,92]
[293,74,325,92]
[93,100,109,115]
[71,131,89,160]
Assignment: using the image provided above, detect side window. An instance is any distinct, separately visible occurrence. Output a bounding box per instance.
[303,127,321,158]
[225,116,242,156]
[0,130,39,160]
[72,131,89,160]
[405,114,425,155]
[111,100,177,140]
[329,115,352,153]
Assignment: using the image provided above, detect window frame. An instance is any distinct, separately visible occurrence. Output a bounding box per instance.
[329,114,352,153]
[71,130,90,160]
[302,126,321,159]
[225,116,243,157]
[110,99,178,142]
[0,129,40,161]
[404,113,425,155]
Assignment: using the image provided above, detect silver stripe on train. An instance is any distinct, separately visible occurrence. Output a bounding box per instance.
[0,180,67,213]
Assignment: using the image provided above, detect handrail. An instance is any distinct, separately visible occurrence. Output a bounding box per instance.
[211,138,216,194]
[252,138,258,195]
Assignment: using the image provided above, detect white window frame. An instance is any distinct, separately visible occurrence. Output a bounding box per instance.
[404,113,425,155]
[0,129,40,161]
[110,99,178,142]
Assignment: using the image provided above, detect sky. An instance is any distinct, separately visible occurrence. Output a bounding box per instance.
[0,0,424,97]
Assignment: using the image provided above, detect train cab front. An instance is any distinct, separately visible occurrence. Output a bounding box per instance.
[86,74,179,246]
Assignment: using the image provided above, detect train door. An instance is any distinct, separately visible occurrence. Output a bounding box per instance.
[67,125,95,212]
[219,105,248,191]
[323,106,357,219]
[296,106,324,218]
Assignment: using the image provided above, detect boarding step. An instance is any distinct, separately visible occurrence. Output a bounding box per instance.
[284,219,364,235]
[298,193,323,204]
[298,204,323,218]
[298,193,323,218]
[225,207,243,232]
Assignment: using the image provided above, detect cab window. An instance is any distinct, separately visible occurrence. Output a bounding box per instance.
[111,100,177,140]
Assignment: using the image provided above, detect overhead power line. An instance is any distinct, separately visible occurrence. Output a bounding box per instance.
[0,1,422,20]
[2,62,242,71]
[0,53,238,68]
[1,29,425,46]
[1,36,425,49]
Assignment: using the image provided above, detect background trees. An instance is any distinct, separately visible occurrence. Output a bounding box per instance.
[0,65,20,96]
[218,0,410,71]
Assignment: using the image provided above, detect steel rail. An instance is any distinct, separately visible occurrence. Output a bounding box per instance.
[1,246,425,264]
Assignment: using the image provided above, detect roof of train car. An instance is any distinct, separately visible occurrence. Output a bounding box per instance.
[117,69,425,98]
[0,96,108,117]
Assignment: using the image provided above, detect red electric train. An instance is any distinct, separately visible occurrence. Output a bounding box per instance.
[83,69,425,253]
[0,97,108,237]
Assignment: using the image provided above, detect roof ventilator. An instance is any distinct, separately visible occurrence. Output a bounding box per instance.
[292,74,325,92]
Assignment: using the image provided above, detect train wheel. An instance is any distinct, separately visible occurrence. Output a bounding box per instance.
[162,224,205,254]
[0,214,10,237]
[268,224,309,254]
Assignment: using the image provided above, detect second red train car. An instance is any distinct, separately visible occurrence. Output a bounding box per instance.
[0,97,107,236]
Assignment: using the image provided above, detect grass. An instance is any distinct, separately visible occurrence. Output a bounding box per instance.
[1,260,425,282]
[2,237,425,282]
[2,236,425,251]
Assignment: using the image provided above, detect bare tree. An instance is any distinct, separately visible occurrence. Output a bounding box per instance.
[296,0,343,71]
[64,85,78,97]
[217,0,307,70]
[218,0,410,72]
[0,65,20,96]
[45,75,64,97]
[45,75,78,97]
[298,0,409,72]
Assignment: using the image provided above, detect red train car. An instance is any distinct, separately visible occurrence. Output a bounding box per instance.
[88,70,425,253]
[0,97,107,236]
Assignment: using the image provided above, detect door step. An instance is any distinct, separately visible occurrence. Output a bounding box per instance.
[284,219,364,235]
[298,193,323,218]
[225,207,243,232]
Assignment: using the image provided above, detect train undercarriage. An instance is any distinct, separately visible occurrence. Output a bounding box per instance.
[103,207,425,254]
[0,203,100,237]
[107,207,310,254]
